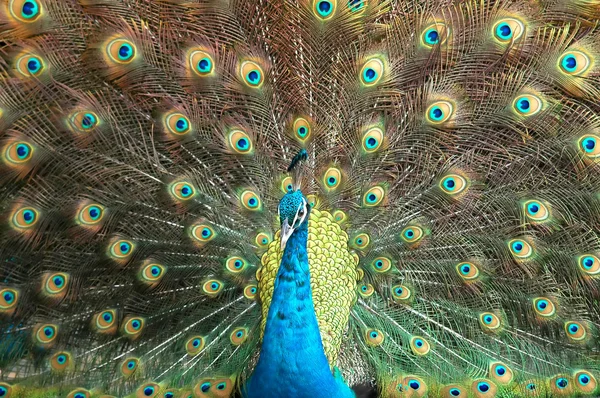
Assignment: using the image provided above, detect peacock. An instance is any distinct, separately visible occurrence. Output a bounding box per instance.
[2,0,600,397]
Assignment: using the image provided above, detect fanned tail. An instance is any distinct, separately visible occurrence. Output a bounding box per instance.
[1,0,600,397]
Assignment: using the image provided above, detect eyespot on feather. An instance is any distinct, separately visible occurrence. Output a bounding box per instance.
[225,256,247,273]
[92,309,117,334]
[230,327,248,345]
[306,194,318,208]
[163,390,176,398]
[240,190,262,211]
[351,232,370,250]
[194,378,234,398]
[195,381,213,397]
[421,22,450,47]
[122,316,145,338]
[522,200,550,222]
[358,283,374,297]
[410,336,430,355]
[243,284,258,299]
[401,225,424,244]
[578,254,600,276]
[471,379,497,397]
[227,130,253,155]
[549,375,573,396]
[255,232,271,248]
[9,0,43,22]
[136,382,159,398]
[190,223,216,246]
[440,385,466,397]
[558,50,592,77]
[0,383,12,398]
[163,112,192,136]
[15,53,45,77]
[189,49,214,76]
[573,370,597,394]
[455,262,480,282]
[564,321,587,341]
[372,257,392,273]
[76,203,105,226]
[108,239,135,262]
[533,297,556,317]
[323,167,342,191]
[489,362,513,385]
[280,176,294,193]
[50,351,72,372]
[362,186,385,207]
[292,117,311,142]
[10,205,39,230]
[360,57,384,86]
[400,376,427,397]
[240,60,264,88]
[313,0,336,20]
[365,328,384,346]
[212,379,234,397]
[426,100,454,124]
[578,134,600,158]
[185,336,206,356]
[492,17,525,43]
[3,140,34,166]
[120,357,140,377]
[512,94,543,117]
[391,284,412,302]
[66,389,91,398]
[34,323,58,347]
[439,174,468,195]
[139,262,165,285]
[508,238,534,260]
[0,288,19,314]
[202,279,223,296]
[41,272,69,298]
[68,111,99,133]
[362,127,384,153]
[479,312,501,332]
[169,181,196,201]
[105,38,137,64]
[333,209,348,224]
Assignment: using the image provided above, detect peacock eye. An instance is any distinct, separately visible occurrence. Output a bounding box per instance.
[360,57,384,86]
[106,38,137,64]
[421,22,450,48]
[189,49,214,76]
[240,60,264,88]
[16,53,45,77]
[314,0,336,19]
[493,17,525,43]
[558,50,592,76]
[10,0,42,22]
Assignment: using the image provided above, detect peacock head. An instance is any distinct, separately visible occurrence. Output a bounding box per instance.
[278,189,310,250]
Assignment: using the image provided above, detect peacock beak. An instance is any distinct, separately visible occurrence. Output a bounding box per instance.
[280,219,294,251]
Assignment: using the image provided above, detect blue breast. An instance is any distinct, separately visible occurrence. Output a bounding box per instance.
[243,224,355,398]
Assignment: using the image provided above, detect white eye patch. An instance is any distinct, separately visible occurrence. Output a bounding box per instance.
[292,198,308,227]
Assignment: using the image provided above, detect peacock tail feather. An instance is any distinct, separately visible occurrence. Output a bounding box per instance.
[1,0,600,397]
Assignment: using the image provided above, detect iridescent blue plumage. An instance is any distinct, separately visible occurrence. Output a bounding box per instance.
[244,190,354,398]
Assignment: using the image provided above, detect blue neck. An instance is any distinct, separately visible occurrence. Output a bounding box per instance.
[243,222,354,398]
